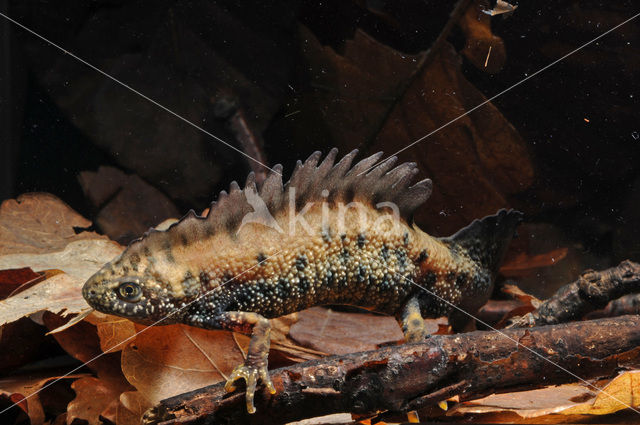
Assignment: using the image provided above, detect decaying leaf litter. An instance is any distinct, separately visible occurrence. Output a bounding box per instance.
[2,1,640,424]
[3,192,640,424]
[0,194,324,425]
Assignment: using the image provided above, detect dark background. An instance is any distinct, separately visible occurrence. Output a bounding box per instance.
[0,0,638,298]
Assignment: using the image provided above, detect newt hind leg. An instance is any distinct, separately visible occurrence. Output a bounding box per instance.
[197,311,276,413]
[401,297,428,342]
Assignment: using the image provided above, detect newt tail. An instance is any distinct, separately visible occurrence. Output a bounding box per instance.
[82,149,522,413]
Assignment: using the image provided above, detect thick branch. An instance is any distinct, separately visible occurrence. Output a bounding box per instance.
[508,260,640,328]
[145,315,640,425]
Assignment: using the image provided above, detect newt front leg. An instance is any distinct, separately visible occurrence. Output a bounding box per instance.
[198,311,276,413]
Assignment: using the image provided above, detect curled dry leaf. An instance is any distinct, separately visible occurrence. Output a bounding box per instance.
[46,309,94,335]
[42,312,133,425]
[42,314,134,425]
[482,0,518,17]
[121,324,247,404]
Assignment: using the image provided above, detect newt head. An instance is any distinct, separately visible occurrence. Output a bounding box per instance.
[82,249,185,325]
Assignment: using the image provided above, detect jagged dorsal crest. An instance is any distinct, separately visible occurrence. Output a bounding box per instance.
[127,149,432,252]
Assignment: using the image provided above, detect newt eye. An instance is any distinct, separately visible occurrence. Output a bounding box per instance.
[117,282,142,302]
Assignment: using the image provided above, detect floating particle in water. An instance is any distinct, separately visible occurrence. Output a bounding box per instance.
[632,131,639,140]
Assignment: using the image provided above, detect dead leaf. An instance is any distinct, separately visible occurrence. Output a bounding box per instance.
[0,393,30,425]
[0,267,44,300]
[0,236,122,327]
[449,372,640,420]
[283,28,533,235]
[285,413,355,425]
[500,248,569,278]
[451,383,596,418]
[560,371,640,415]
[500,284,542,307]
[372,42,533,234]
[67,377,123,425]
[482,0,518,17]
[0,194,123,327]
[0,239,123,283]
[0,273,91,326]
[290,307,414,355]
[0,193,106,255]
[43,312,132,393]
[288,26,419,154]
[116,391,153,425]
[0,372,88,425]
[78,166,180,244]
[0,267,53,373]
[85,311,137,353]
[121,324,246,404]
[47,309,94,335]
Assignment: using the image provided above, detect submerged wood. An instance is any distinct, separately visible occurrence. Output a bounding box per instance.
[508,260,640,328]
[145,315,640,425]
